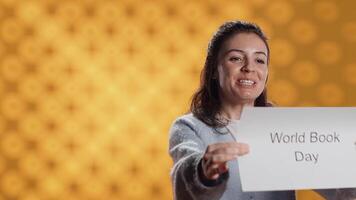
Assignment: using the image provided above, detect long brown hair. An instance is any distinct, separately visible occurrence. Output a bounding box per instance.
[190,21,272,128]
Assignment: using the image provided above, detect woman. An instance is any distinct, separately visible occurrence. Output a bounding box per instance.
[168,21,356,200]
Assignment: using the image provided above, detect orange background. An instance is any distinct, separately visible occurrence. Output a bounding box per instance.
[0,0,356,199]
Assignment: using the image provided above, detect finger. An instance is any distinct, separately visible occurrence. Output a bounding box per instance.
[237,143,249,150]
[207,143,249,157]
[209,154,237,163]
[237,144,250,156]
[209,146,240,156]
[220,143,249,156]
[206,164,220,179]
[202,159,228,180]
[210,173,220,180]
[202,157,224,176]
[206,142,241,152]
[207,142,250,153]
[207,163,229,179]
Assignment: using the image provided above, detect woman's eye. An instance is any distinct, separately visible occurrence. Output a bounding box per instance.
[256,59,266,64]
[229,57,242,62]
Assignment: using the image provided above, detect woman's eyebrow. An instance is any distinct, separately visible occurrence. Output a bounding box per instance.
[255,51,267,57]
[224,49,244,55]
[223,49,267,57]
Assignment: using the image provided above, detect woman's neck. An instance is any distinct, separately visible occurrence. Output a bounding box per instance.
[220,101,254,120]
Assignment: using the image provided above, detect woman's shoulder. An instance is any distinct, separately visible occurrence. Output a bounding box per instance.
[169,113,208,146]
[172,113,208,130]
[169,113,215,140]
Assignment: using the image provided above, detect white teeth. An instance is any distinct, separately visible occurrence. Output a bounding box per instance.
[239,79,255,86]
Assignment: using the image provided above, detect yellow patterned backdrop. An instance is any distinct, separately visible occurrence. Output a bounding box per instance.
[0,0,356,199]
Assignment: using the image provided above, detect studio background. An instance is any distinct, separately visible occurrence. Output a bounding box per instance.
[0,0,356,199]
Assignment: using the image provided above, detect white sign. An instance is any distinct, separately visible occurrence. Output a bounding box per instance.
[236,107,356,192]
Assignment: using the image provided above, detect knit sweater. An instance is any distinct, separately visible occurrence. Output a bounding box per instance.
[168,113,356,200]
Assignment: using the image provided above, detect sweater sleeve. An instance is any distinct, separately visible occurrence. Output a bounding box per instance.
[315,188,356,200]
[168,118,228,200]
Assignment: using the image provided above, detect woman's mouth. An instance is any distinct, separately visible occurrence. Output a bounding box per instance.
[237,79,256,86]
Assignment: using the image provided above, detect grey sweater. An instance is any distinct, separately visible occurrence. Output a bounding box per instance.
[168,113,356,200]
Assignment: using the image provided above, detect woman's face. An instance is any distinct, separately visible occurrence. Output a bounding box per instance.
[217,32,268,105]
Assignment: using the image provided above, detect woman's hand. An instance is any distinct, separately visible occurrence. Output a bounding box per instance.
[200,142,249,181]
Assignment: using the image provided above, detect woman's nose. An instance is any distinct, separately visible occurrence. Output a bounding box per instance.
[241,59,255,72]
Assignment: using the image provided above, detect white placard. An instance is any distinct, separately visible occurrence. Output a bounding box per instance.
[237,107,356,192]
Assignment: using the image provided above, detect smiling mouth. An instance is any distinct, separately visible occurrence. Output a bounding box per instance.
[237,79,256,86]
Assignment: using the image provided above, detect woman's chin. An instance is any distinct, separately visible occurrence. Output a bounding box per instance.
[233,87,263,103]
[234,93,257,104]
[236,90,256,98]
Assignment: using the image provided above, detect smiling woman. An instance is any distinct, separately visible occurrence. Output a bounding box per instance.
[168,20,356,200]
[217,33,268,113]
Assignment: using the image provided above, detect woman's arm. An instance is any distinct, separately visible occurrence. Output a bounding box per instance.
[168,118,228,200]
